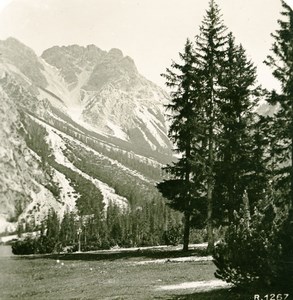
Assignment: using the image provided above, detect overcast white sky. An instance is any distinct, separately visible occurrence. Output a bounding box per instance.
[0,0,289,89]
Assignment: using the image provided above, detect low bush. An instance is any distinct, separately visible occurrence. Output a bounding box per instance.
[163,223,182,246]
[11,235,38,255]
[213,206,293,290]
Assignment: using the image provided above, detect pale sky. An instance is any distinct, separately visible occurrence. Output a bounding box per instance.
[0,0,288,89]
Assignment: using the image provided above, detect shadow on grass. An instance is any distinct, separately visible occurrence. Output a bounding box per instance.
[17,247,209,262]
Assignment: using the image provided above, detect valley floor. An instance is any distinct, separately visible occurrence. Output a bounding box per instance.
[0,245,252,300]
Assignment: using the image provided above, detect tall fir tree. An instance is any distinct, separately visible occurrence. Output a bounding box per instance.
[264,0,293,208]
[157,39,207,251]
[213,1,293,289]
[264,0,293,287]
[193,0,228,252]
[213,33,265,224]
[158,0,229,252]
[59,210,77,247]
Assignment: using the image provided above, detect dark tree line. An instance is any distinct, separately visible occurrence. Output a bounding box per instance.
[12,201,184,254]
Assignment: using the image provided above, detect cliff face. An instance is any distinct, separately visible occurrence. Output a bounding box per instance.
[0,85,57,232]
[0,38,172,233]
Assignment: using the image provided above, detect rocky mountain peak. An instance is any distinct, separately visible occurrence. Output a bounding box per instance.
[108,48,123,59]
[41,44,139,89]
[104,48,137,72]
[0,37,47,87]
[121,56,138,74]
[41,44,108,88]
[2,37,29,50]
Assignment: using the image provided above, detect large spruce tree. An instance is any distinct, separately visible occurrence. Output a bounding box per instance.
[158,0,230,252]
[213,34,264,224]
[192,0,228,252]
[214,0,293,289]
[264,0,293,287]
[158,0,266,254]
[157,39,206,251]
[264,0,293,207]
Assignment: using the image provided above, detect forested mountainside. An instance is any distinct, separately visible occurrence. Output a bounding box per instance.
[0,37,174,234]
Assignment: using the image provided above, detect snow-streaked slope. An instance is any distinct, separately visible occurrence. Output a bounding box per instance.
[0,82,80,231]
[134,105,168,149]
[19,179,64,225]
[40,118,128,208]
[31,115,151,183]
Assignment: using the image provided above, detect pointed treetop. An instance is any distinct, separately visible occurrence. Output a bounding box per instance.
[203,0,225,27]
[281,0,293,13]
[265,0,293,91]
[197,0,227,42]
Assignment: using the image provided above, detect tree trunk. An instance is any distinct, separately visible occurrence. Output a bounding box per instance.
[183,139,192,252]
[207,186,214,253]
[207,119,215,254]
[291,121,293,209]
[183,210,191,251]
[243,190,251,228]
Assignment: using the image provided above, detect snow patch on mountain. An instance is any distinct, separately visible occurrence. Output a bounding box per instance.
[40,58,70,98]
[69,69,92,106]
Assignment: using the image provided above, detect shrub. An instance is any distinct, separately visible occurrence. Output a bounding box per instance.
[275,208,293,290]
[189,229,207,244]
[11,235,38,255]
[163,223,182,246]
[213,206,293,290]
[11,235,62,255]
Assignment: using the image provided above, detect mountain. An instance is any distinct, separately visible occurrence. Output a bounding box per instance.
[0,37,172,233]
[40,43,171,152]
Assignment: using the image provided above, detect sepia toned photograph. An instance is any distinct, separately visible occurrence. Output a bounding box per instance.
[0,0,292,299]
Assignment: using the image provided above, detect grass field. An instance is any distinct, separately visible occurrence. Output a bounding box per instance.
[0,245,281,300]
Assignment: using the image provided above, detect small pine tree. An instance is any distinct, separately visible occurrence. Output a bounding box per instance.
[213,203,282,288]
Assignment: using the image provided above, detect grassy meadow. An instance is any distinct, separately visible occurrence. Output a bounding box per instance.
[0,246,265,299]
